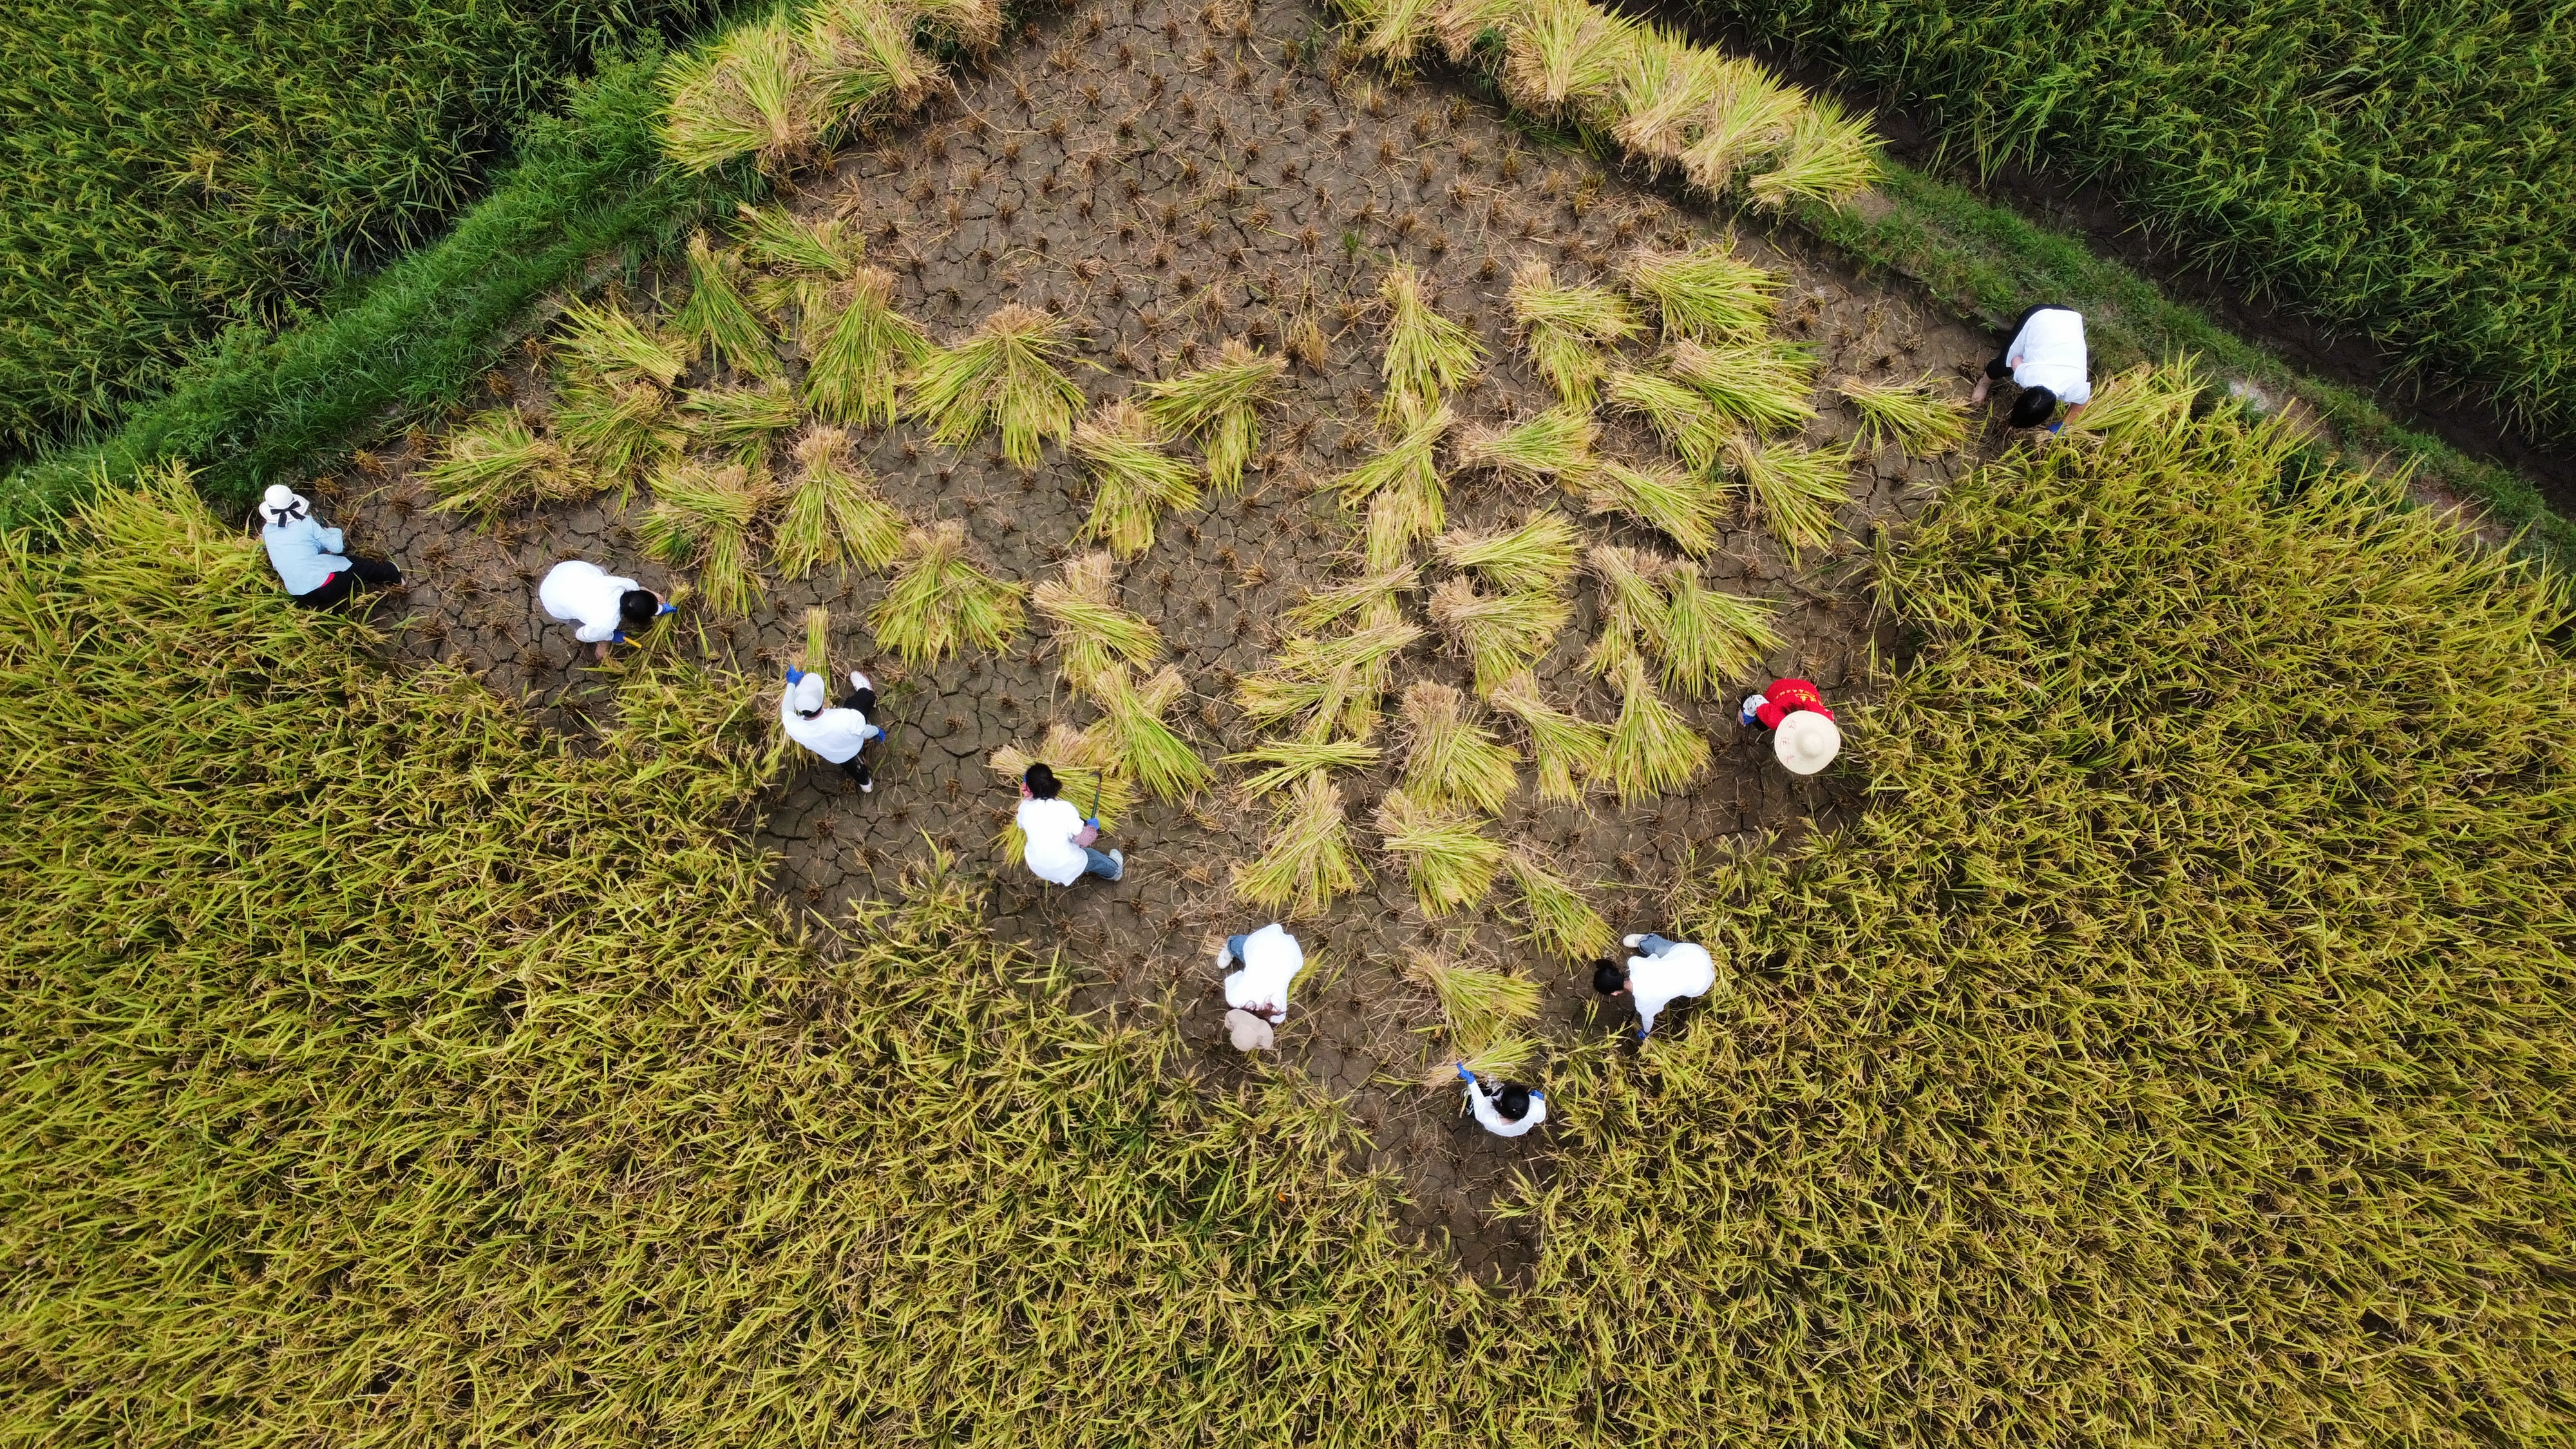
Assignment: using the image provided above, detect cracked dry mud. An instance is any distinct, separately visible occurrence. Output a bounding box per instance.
[308,0,2016,1281]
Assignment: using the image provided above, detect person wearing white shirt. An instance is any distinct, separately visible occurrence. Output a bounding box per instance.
[538,558,672,662]
[1454,1063,1546,1137]
[258,485,402,609]
[1216,923,1304,1051]
[1968,304,2092,430]
[1594,931,1717,1041]
[781,668,882,792]
[1016,762,1122,887]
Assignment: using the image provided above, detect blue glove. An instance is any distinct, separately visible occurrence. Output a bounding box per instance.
[786,667,804,685]
[657,601,677,616]
[2047,422,2063,435]
[1455,1063,1473,1081]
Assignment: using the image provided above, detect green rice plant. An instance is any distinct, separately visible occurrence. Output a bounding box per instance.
[1340,0,1441,66]
[1605,366,1727,473]
[1502,848,1617,959]
[683,379,803,467]
[1584,459,1727,555]
[553,296,685,389]
[1603,656,1711,800]
[804,0,931,123]
[1490,670,1610,803]
[774,427,904,579]
[1397,680,1520,814]
[1233,620,1423,741]
[1333,401,1452,512]
[1620,242,1783,345]
[1451,407,1598,485]
[1405,949,1542,1044]
[1284,564,1419,633]
[802,265,933,429]
[1432,0,1521,62]
[1135,339,1286,494]
[1666,337,1819,434]
[804,605,833,674]
[990,726,1132,864]
[1427,576,1573,696]
[1231,773,1368,918]
[1374,788,1504,916]
[870,519,1026,664]
[1839,374,1969,456]
[1501,0,1637,126]
[1582,543,1667,681]
[1435,513,1582,595]
[1032,551,1163,693]
[905,303,1085,466]
[671,232,777,380]
[2058,362,2201,440]
[638,459,772,614]
[661,15,826,175]
[1654,561,1782,698]
[1612,27,1728,165]
[1226,737,1384,798]
[1377,263,1484,426]
[1508,261,1644,408]
[422,409,583,516]
[1746,91,1882,208]
[1730,434,1855,560]
[552,377,679,496]
[1679,66,1804,196]
[740,202,863,282]
[1073,401,1202,560]
[1084,665,1211,803]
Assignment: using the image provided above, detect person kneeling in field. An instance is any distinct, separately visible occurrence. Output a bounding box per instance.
[1018,762,1122,887]
[1595,932,1716,1041]
[1454,1062,1546,1138]
[781,667,880,793]
[1967,303,2091,431]
[539,558,672,663]
[260,486,403,609]
[1739,677,1843,777]
[1217,923,1304,1052]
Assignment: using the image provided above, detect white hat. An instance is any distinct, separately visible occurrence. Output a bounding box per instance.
[1774,710,1842,775]
[260,484,309,525]
[789,672,827,715]
[1224,1007,1276,1052]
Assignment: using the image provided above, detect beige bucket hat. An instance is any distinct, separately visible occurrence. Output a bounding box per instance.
[1774,710,1842,775]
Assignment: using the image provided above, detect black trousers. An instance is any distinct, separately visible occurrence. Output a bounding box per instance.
[1984,303,2060,380]
[835,684,880,788]
[292,556,403,609]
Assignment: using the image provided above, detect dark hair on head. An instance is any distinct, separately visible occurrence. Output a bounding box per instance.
[1591,959,1626,995]
[619,589,661,628]
[1495,1083,1532,1121]
[2009,386,2058,429]
[1024,762,1061,798]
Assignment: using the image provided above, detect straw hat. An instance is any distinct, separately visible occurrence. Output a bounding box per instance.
[1774,710,1841,775]
[789,672,828,716]
[1224,1007,1276,1052]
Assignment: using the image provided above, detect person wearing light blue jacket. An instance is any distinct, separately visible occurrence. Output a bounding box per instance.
[260,486,402,609]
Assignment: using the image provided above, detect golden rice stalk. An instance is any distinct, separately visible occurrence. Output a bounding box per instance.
[1085,665,1211,802]
[991,727,1132,866]
[1397,680,1520,813]
[804,0,931,122]
[1135,339,1286,493]
[914,0,1003,55]
[1584,459,1727,556]
[1363,480,1439,569]
[1839,374,1969,457]
[802,266,932,429]
[1227,737,1383,798]
[1620,242,1784,344]
[1730,435,1854,561]
[1452,407,1598,485]
[552,379,679,495]
[553,297,684,388]
[1419,1031,1542,1086]
[1342,0,1441,66]
[671,232,777,379]
[1032,551,1163,692]
[1234,620,1423,740]
[1375,788,1504,916]
[1680,67,1803,196]
[1502,848,1616,960]
[637,460,770,580]
[2058,363,2200,441]
[904,303,1086,466]
[1333,401,1454,512]
[1490,672,1609,803]
[659,16,824,175]
[1654,562,1781,698]
[696,520,764,616]
[423,410,583,516]
[1378,264,1484,426]
[1501,0,1636,126]
[1604,656,1710,800]
[1508,261,1643,408]
[1665,337,1819,435]
[1581,543,1667,681]
[1284,564,1418,633]
[1406,949,1542,1044]
[775,428,904,579]
[1428,577,1572,697]
[739,202,863,282]
[870,520,1027,664]
[1072,400,1202,559]
[1431,0,1520,62]
[803,605,832,674]
[1435,513,1582,594]
[1605,367,1728,473]
[683,379,803,467]
[1612,27,1727,164]
[1747,92,1882,209]
[1232,773,1368,917]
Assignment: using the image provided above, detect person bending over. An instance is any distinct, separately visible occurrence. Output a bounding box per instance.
[1217,923,1305,1052]
[539,558,672,663]
[1018,762,1122,887]
[1738,676,1843,777]
[1967,304,2091,431]
[1455,1063,1546,1138]
[260,486,402,609]
[781,667,881,793]
[1594,932,1716,1041]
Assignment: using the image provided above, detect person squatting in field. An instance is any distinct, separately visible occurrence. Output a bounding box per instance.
[781,667,881,792]
[1739,676,1843,776]
[1216,923,1305,1052]
[1595,932,1716,1041]
[538,558,673,663]
[1968,304,2092,431]
[1454,1062,1546,1138]
[260,486,402,609]
[1018,762,1122,887]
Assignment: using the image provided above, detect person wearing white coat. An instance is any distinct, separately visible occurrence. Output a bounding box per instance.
[1593,932,1716,1041]
[1217,923,1304,1051]
[781,668,882,791]
[1453,1063,1546,1138]
[538,558,671,662]
[258,485,401,608]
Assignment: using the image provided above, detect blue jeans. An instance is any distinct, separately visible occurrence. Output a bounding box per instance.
[1636,933,1677,956]
[1225,933,1249,965]
[1083,846,1122,882]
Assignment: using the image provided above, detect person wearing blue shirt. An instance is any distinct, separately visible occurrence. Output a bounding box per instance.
[260,486,402,608]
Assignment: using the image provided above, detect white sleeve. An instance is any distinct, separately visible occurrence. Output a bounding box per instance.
[1465,1080,1506,1133]
[2004,316,2035,366]
[572,615,618,644]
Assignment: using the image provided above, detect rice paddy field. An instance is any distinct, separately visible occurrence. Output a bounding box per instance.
[4,0,2571,1443]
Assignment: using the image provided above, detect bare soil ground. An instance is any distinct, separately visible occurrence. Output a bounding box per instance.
[312,0,2012,1280]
